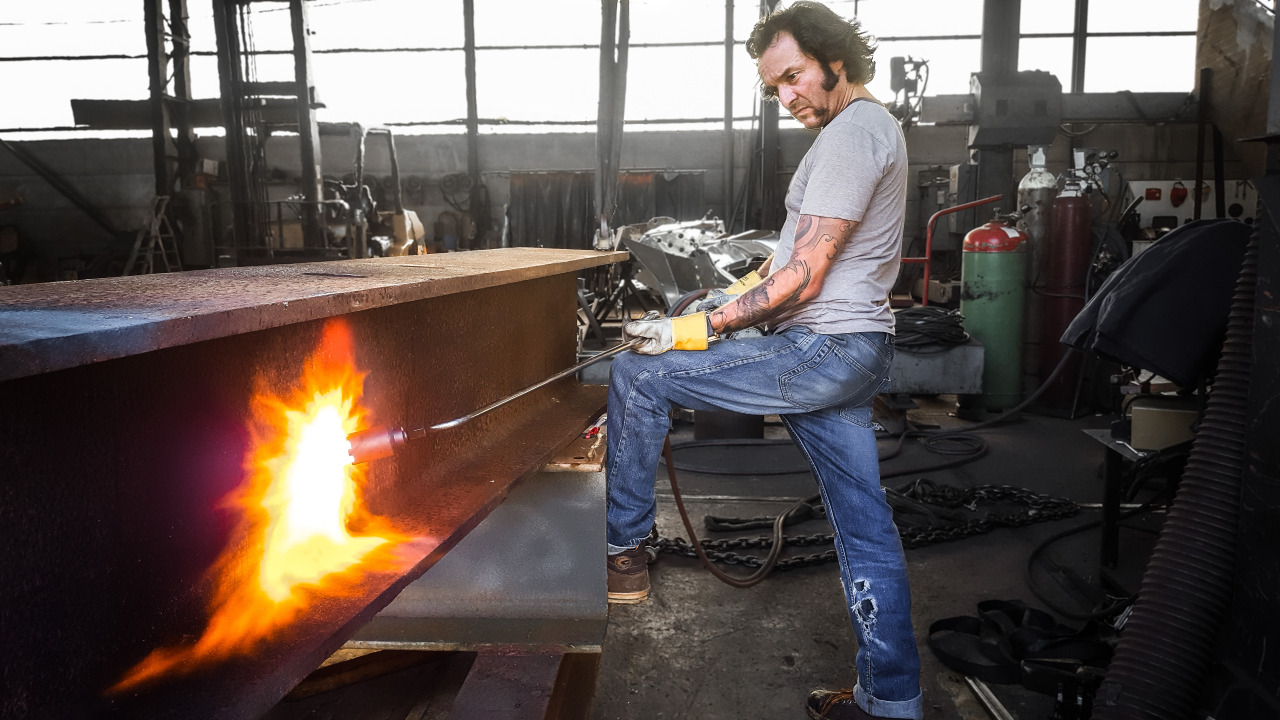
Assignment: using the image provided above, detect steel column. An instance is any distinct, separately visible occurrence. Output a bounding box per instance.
[1071,0,1089,93]
[168,0,197,183]
[212,0,254,252]
[974,0,1021,210]
[145,0,174,198]
[979,0,1020,77]
[758,0,781,231]
[463,0,480,249]
[722,0,734,225]
[290,0,325,250]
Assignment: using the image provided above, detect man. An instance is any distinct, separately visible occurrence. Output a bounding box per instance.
[603,3,920,719]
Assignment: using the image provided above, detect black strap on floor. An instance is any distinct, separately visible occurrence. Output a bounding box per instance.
[928,599,1114,695]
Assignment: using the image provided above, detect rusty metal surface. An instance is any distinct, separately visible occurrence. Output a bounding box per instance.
[0,258,616,719]
[346,470,607,653]
[0,247,628,382]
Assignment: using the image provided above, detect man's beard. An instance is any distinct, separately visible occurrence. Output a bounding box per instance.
[808,107,829,123]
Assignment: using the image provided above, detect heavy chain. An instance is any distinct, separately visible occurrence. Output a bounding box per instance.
[654,533,840,571]
[652,483,1079,572]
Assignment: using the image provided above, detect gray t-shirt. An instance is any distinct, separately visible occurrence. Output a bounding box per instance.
[771,98,907,335]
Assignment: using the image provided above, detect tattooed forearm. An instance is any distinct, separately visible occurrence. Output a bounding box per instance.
[707,214,858,336]
[711,261,811,334]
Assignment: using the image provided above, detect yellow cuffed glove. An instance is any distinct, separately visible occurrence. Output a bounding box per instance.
[624,311,714,354]
[724,270,763,296]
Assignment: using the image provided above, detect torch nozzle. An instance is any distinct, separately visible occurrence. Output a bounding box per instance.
[346,425,412,465]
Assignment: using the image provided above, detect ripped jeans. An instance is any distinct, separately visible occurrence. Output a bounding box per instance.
[605,326,923,719]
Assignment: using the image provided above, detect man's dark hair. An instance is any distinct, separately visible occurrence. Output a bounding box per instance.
[746,1,876,96]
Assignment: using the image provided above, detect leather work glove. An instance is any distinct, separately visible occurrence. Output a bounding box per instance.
[723,269,763,296]
[624,311,715,355]
[674,269,768,342]
[684,270,765,316]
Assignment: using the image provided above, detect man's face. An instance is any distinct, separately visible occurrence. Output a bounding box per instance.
[757,32,845,129]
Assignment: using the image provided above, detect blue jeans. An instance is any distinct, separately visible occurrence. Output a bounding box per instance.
[605,326,922,719]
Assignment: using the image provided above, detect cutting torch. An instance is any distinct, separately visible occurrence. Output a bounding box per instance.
[345,337,639,464]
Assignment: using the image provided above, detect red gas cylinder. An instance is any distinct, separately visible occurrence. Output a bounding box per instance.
[1039,190,1092,413]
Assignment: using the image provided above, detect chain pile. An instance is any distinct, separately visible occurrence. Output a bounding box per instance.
[652,482,1079,571]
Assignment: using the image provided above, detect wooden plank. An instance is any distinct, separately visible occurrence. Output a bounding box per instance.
[284,651,440,700]
[545,653,602,720]
[449,652,565,720]
[543,419,606,472]
[259,651,475,720]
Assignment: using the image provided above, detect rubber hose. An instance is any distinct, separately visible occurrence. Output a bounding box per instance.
[1093,228,1257,719]
[663,435,794,588]
[669,288,711,317]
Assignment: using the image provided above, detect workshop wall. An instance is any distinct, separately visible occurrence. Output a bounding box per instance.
[1196,0,1273,180]
[0,138,154,280]
[0,119,1237,281]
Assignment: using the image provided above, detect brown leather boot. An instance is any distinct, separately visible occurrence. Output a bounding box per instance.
[606,545,650,604]
[806,689,884,720]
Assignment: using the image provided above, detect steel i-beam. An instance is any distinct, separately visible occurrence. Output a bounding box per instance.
[0,247,625,719]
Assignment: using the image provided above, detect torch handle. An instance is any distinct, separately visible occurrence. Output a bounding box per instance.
[428,339,639,431]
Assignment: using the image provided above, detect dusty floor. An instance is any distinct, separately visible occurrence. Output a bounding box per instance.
[590,398,1149,720]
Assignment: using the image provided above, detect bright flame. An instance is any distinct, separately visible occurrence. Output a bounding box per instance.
[111,320,408,693]
[257,392,387,601]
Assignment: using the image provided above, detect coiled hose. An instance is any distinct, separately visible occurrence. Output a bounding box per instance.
[1093,226,1258,719]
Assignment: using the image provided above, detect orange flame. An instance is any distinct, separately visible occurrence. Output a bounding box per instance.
[112,320,407,693]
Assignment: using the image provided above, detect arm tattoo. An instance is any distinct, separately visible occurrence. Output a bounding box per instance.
[712,261,811,334]
[795,215,814,240]
[793,218,851,261]
[707,216,855,335]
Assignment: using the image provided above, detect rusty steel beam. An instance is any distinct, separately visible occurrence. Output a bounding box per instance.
[0,248,625,719]
[0,248,624,382]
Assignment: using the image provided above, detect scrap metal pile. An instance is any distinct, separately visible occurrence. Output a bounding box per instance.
[615,216,776,310]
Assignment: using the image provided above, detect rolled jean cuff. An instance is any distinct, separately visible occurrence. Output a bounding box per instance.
[607,540,644,555]
[855,684,923,720]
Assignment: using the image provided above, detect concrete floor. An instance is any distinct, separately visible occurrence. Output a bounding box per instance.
[590,399,1146,720]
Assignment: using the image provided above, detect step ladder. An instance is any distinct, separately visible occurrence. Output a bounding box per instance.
[124,195,182,275]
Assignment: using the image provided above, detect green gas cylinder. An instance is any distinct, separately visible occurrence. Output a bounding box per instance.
[959,217,1028,413]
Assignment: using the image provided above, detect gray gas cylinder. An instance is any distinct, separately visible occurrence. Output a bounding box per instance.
[1016,145,1057,396]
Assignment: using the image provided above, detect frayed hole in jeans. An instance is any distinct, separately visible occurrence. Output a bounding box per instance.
[852,579,877,633]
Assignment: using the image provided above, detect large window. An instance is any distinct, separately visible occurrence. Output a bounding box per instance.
[0,0,1208,137]
[1019,0,1199,93]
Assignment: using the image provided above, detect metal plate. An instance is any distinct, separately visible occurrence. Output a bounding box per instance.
[347,470,607,653]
